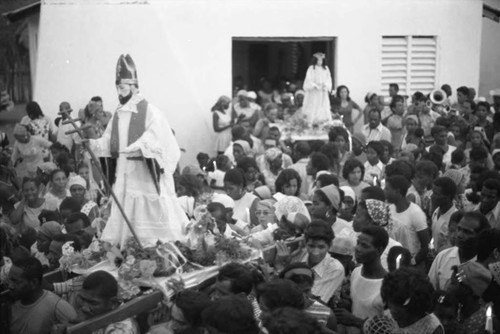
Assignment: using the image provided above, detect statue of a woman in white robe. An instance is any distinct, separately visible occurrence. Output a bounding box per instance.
[302,53,333,124]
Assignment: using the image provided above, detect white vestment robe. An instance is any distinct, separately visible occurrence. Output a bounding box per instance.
[90,94,187,247]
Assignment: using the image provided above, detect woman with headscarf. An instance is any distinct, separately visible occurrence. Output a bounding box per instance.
[352,199,401,271]
[31,220,62,267]
[309,184,351,236]
[232,139,253,165]
[68,175,99,223]
[211,95,234,154]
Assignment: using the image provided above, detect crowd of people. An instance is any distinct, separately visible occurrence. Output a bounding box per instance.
[1,76,500,334]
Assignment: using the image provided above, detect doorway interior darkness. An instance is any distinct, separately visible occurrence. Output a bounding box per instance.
[232,37,336,93]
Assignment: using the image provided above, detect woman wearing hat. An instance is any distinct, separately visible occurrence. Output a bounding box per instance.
[302,53,333,124]
[68,175,99,223]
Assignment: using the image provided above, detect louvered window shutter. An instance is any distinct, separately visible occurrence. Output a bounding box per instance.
[381,36,437,97]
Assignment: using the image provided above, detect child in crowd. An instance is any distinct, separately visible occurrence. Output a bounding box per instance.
[386,95,406,150]
[207,194,249,238]
[208,154,231,192]
[364,141,385,185]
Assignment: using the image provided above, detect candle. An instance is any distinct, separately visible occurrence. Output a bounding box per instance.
[246,208,250,223]
[213,161,217,170]
[396,254,402,269]
[486,305,493,333]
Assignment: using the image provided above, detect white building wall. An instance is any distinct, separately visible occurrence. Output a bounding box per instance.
[480,0,500,99]
[34,0,483,166]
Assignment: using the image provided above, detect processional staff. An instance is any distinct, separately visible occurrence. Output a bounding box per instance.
[63,114,144,249]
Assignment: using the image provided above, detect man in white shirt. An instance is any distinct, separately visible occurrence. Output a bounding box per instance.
[361,109,391,143]
[431,177,458,252]
[474,178,500,229]
[385,176,430,270]
[428,211,491,290]
[55,102,80,152]
[334,226,389,333]
[287,220,345,303]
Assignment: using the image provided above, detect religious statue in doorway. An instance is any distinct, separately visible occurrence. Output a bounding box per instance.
[302,52,333,124]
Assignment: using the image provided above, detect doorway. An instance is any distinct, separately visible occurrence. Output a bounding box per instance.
[232,37,336,93]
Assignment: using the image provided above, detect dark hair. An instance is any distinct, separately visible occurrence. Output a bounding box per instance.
[385,160,414,181]
[449,210,464,228]
[82,270,118,300]
[316,173,339,188]
[257,279,305,311]
[310,152,330,175]
[464,99,476,111]
[310,54,327,69]
[176,174,203,198]
[457,86,470,97]
[477,101,491,111]
[431,125,447,138]
[381,268,435,318]
[413,91,426,102]
[59,197,81,213]
[175,290,212,327]
[202,296,258,334]
[217,262,254,295]
[26,101,44,119]
[12,256,43,284]
[361,186,386,201]
[279,263,314,287]
[305,220,334,245]
[263,307,323,334]
[476,171,500,191]
[231,125,246,140]
[483,178,500,197]
[470,146,489,161]
[476,229,500,262]
[275,169,302,196]
[224,168,246,188]
[336,85,351,101]
[387,246,412,272]
[369,109,382,118]
[361,226,389,251]
[50,169,67,182]
[390,95,404,110]
[389,83,399,92]
[90,96,103,103]
[379,140,394,156]
[386,175,411,197]
[66,212,91,227]
[38,210,61,226]
[415,160,439,178]
[433,177,457,199]
[441,84,452,97]
[293,141,311,159]
[328,126,349,143]
[366,141,384,158]
[237,157,259,174]
[319,142,340,168]
[215,154,229,169]
[451,149,465,165]
[22,176,40,188]
[461,211,491,233]
[342,158,365,181]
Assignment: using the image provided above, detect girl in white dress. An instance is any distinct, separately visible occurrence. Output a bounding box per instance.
[302,53,333,124]
[211,96,233,154]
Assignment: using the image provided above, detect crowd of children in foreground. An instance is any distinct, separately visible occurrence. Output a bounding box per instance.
[1,83,500,334]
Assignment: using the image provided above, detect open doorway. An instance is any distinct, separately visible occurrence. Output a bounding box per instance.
[232,37,336,94]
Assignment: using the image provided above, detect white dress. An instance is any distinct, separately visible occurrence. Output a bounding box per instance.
[90,94,188,247]
[213,110,232,153]
[302,65,332,124]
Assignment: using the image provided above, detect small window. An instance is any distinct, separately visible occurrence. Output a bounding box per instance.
[381,36,437,96]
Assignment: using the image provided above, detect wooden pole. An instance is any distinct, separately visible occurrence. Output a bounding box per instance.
[63,115,143,249]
